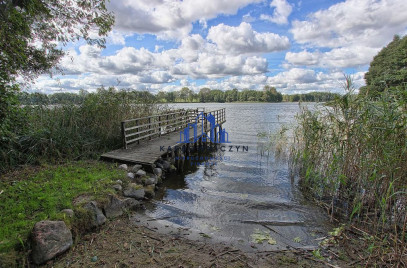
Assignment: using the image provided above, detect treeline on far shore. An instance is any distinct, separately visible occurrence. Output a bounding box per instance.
[19,86,340,105]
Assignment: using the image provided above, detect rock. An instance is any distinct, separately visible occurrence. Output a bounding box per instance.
[135,169,147,177]
[169,164,177,172]
[112,184,122,192]
[123,198,142,211]
[127,172,135,180]
[116,179,123,185]
[162,160,171,170]
[61,209,74,218]
[104,195,123,218]
[118,164,128,170]
[144,185,156,199]
[104,195,142,218]
[83,201,106,228]
[131,164,143,173]
[31,221,73,265]
[155,162,164,169]
[123,183,145,200]
[144,176,157,186]
[153,168,163,177]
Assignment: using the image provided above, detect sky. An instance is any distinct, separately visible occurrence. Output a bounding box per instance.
[29,0,407,95]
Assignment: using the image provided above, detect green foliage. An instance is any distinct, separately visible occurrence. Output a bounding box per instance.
[282,92,340,102]
[364,35,407,97]
[156,85,283,103]
[0,161,126,265]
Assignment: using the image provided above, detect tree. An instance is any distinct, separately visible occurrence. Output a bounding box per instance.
[0,0,114,129]
[198,87,211,102]
[364,35,407,97]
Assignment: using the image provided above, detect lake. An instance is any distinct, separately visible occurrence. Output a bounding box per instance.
[139,102,331,251]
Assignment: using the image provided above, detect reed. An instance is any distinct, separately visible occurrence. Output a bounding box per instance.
[0,87,164,171]
[291,76,407,264]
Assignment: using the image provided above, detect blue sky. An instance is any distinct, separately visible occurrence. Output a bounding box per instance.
[31,0,407,94]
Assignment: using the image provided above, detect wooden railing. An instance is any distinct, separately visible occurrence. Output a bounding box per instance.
[121,108,226,149]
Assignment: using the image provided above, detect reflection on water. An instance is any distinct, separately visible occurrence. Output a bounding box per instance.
[142,103,331,251]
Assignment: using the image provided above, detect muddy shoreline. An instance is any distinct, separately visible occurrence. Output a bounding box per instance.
[48,215,338,268]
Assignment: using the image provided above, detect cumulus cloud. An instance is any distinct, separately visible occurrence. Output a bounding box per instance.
[108,0,263,39]
[286,0,407,68]
[285,46,380,68]
[291,0,407,48]
[260,0,293,25]
[207,22,290,54]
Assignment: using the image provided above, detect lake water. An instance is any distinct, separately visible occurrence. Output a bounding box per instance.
[140,103,331,251]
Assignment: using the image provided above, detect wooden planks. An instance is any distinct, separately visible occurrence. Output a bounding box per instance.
[101,125,203,166]
[101,108,226,168]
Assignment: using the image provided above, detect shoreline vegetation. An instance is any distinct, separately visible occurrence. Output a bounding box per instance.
[18,87,340,105]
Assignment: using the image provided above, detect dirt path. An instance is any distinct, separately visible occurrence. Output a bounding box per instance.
[47,216,341,268]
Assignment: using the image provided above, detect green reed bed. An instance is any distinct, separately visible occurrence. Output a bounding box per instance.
[291,78,407,264]
[1,88,164,172]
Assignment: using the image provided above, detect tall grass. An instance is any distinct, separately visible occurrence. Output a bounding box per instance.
[1,87,164,171]
[291,77,407,263]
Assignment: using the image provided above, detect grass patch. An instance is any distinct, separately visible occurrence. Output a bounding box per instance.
[0,160,125,263]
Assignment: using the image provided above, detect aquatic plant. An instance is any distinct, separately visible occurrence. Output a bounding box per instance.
[291,75,407,264]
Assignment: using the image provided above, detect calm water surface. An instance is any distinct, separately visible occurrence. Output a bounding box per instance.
[141,103,330,251]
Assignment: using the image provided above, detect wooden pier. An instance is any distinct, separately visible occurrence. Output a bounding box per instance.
[101,108,226,168]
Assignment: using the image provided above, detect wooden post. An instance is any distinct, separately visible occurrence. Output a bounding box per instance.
[148,117,152,140]
[158,115,161,137]
[121,121,127,149]
[136,119,140,145]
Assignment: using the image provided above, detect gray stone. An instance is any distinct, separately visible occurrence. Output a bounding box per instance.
[123,198,142,211]
[104,195,123,218]
[104,195,142,218]
[155,162,164,169]
[116,179,123,185]
[162,160,171,170]
[127,172,135,180]
[83,201,106,228]
[31,221,73,265]
[131,164,143,173]
[144,176,157,186]
[135,169,147,177]
[153,168,163,177]
[118,164,128,170]
[61,209,74,218]
[123,183,145,200]
[112,184,122,192]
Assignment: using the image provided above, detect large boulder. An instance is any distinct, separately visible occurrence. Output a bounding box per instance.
[83,201,106,228]
[31,221,73,265]
[123,183,145,200]
[104,195,141,218]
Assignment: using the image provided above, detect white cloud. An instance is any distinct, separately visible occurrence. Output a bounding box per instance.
[260,0,293,25]
[207,22,290,54]
[108,0,263,39]
[285,46,380,68]
[291,0,407,48]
